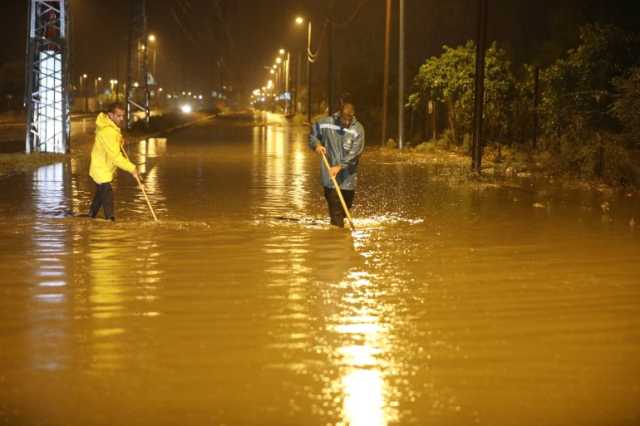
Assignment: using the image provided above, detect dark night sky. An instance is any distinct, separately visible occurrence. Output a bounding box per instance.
[2,0,639,101]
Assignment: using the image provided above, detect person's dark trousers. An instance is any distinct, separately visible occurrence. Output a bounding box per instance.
[89,182,115,220]
[324,186,355,228]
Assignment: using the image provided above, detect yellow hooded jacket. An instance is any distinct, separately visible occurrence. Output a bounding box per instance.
[89,113,136,184]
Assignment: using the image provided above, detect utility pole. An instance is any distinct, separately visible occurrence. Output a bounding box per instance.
[382,0,391,146]
[307,54,313,122]
[25,0,70,154]
[286,51,291,113]
[398,0,405,149]
[327,19,334,115]
[306,20,315,123]
[142,25,150,124]
[295,50,302,114]
[472,0,488,173]
[126,0,150,129]
[533,66,540,150]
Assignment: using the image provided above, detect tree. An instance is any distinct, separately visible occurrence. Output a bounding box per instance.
[408,41,516,147]
[538,24,640,183]
[612,67,640,147]
[540,24,640,138]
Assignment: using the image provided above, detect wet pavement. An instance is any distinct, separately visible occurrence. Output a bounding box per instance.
[0,114,639,425]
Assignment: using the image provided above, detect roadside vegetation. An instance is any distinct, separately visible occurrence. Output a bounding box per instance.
[404,24,640,188]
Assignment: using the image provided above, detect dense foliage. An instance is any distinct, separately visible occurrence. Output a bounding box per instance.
[408,24,640,185]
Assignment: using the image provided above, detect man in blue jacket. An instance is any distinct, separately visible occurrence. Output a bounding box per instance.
[309,93,365,228]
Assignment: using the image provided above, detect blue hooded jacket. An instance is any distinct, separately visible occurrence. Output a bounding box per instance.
[308,113,365,190]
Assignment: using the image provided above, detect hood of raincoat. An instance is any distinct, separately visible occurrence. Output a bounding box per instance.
[89,113,135,184]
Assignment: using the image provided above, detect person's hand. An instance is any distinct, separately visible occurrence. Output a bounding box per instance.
[315,145,327,156]
[329,165,342,178]
[131,169,143,185]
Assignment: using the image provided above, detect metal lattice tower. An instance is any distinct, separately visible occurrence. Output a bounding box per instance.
[25,0,70,154]
[126,0,150,129]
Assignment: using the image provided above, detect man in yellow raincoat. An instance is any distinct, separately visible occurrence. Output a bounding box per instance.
[89,103,140,221]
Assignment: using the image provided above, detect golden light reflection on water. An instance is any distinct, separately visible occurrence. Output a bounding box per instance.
[251,122,310,219]
[2,119,638,425]
[88,229,127,320]
[135,138,166,215]
[30,163,69,371]
[330,267,398,426]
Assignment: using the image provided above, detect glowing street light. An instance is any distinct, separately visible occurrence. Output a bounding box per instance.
[147,34,159,77]
[94,77,103,109]
[279,48,286,55]
[295,16,304,25]
[270,69,275,74]
[275,57,282,64]
[79,74,88,112]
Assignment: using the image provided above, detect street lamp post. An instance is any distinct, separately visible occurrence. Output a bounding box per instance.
[295,16,315,123]
[94,76,102,111]
[110,79,118,102]
[79,73,88,113]
[398,0,405,149]
[278,49,291,113]
[285,51,291,113]
[148,34,157,81]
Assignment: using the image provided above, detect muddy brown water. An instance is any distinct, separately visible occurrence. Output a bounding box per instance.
[1,115,639,425]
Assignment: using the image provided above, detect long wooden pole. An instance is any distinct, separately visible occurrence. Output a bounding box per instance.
[321,152,355,231]
[121,142,158,222]
[134,173,158,222]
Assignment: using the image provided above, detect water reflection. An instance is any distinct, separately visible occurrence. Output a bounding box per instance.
[1,118,638,425]
[134,138,167,216]
[330,269,398,426]
[251,123,311,219]
[30,162,70,371]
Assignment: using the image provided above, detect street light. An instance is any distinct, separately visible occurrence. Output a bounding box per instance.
[79,74,88,112]
[279,48,286,55]
[147,34,158,78]
[275,57,282,64]
[109,79,118,101]
[94,76,103,110]
[294,16,315,121]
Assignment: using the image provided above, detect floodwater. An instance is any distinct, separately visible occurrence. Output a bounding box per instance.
[1,114,639,426]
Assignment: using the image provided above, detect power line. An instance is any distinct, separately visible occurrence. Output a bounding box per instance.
[330,0,370,29]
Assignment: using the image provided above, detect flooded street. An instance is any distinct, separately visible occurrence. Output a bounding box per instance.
[1,116,639,425]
